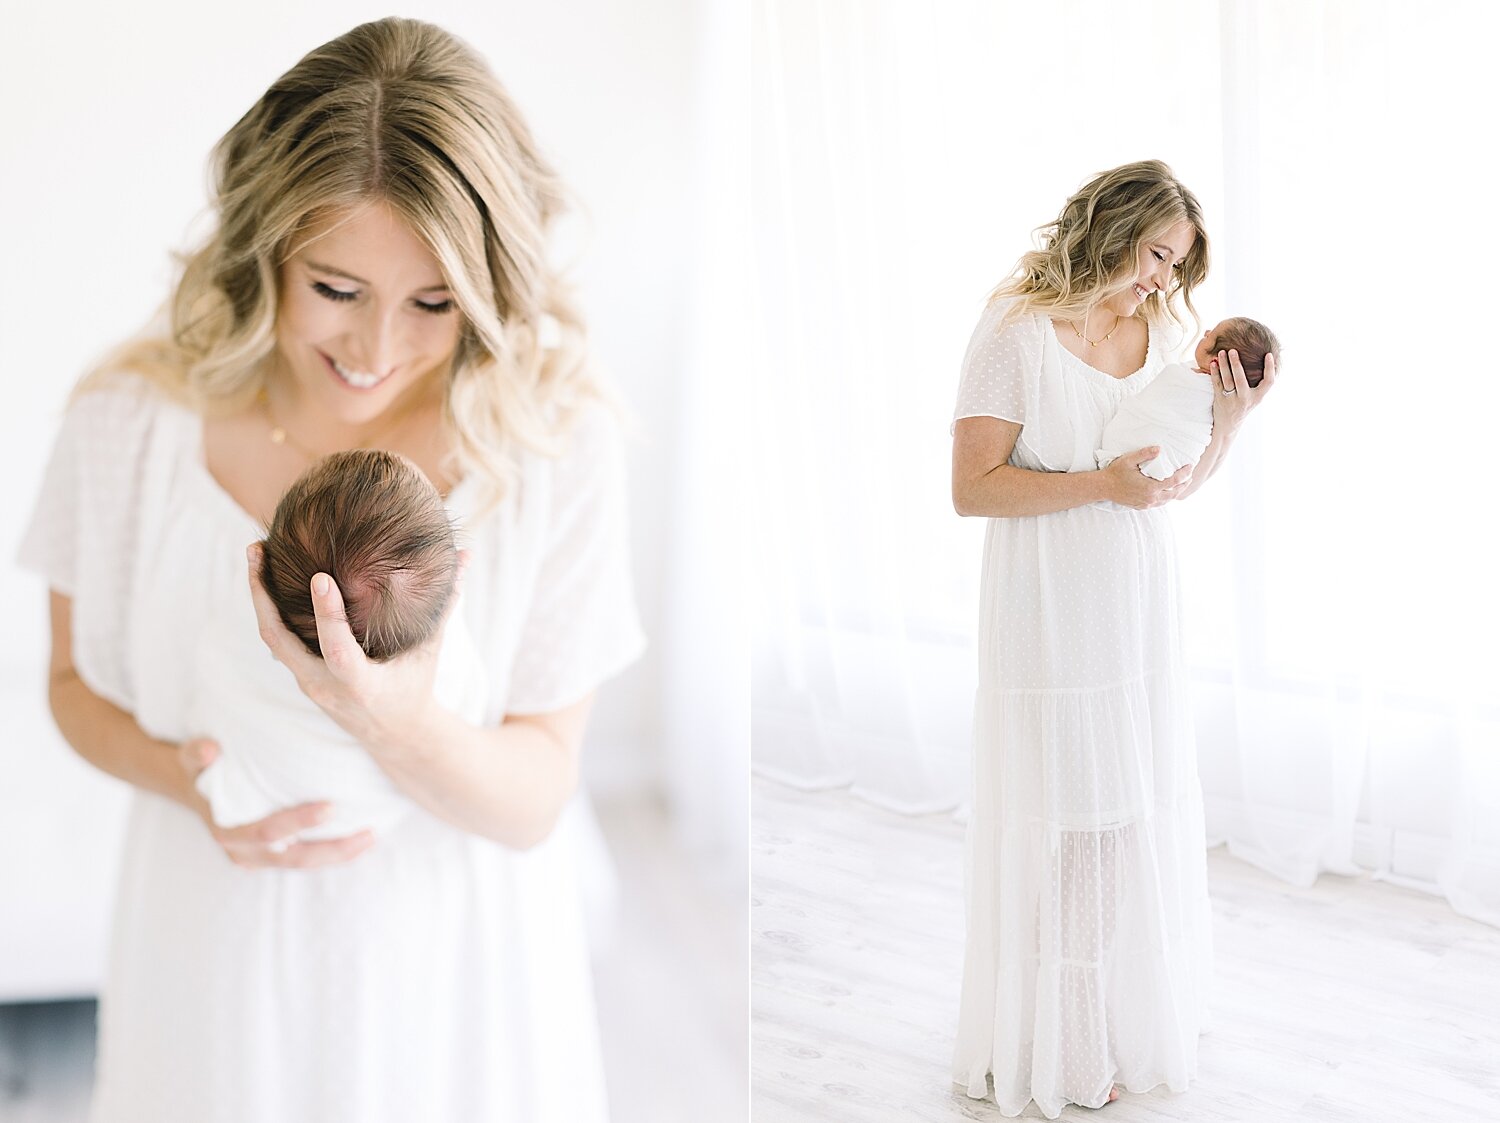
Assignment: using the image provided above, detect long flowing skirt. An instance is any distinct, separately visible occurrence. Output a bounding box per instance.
[952,505,1214,1119]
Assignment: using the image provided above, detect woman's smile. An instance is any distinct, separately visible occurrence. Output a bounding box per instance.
[319,350,393,392]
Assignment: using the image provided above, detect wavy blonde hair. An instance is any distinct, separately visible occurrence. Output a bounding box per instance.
[990,159,1210,343]
[78,17,601,513]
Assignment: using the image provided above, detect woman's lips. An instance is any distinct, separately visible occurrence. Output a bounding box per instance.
[318,350,388,391]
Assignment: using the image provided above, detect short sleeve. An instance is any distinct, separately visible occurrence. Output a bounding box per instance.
[504,402,647,714]
[15,377,159,713]
[951,300,1044,433]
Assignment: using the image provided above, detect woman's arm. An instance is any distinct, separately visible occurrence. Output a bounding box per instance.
[363,697,593,851]
[952,416,1190,517]
[47,591,375,869]
[1175,417,1238,500]
[47,591,199,806]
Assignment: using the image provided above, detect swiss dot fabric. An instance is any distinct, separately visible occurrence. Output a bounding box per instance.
[950,301,1214,1118]
[15,373,646,1123]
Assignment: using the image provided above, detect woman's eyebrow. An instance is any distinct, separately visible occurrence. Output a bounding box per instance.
[305,259,450,293]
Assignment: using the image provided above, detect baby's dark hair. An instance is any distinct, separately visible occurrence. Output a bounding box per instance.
[259,450,459,662]
[1209,316,1281,387]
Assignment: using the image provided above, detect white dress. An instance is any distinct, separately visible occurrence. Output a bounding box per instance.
[949,301,1214,1118]
[17,374,647,1123]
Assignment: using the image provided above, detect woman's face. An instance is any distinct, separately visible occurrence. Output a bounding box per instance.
[274,200,462,426]
[1102,218,1197,318]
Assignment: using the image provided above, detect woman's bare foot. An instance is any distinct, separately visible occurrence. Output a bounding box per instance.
[1106,1084,1120,1103]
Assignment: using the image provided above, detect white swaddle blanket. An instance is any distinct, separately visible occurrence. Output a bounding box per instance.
[1096,361,1216,480]
[191,585,490,842]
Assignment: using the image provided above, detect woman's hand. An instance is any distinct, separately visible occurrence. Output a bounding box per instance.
[1103,446,1192,509]
[175,735,375,869]
[1210,347,1277,433]
[245,544,470,758]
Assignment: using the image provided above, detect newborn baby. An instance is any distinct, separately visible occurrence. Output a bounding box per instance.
[1097,315,1281,480]
[192,449,488,843]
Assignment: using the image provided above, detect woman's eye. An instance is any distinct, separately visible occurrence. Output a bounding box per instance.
[311,281,357,302]
[1152,250,1165,262]
[311,281,452,314]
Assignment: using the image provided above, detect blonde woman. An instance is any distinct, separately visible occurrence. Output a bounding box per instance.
[18,18,643,1122]
[949,160,1275,1116]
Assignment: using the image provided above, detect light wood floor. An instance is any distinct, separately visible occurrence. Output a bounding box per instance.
[752,777,1500,1122]
[0,792,746,1123]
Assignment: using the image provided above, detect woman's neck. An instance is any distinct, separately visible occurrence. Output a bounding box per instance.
[262,356,444,455]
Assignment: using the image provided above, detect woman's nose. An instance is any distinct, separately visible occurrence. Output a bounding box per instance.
[351,306,403,375]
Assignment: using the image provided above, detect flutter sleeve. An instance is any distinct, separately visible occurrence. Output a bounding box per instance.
[15,378,158,714]
[950,299,1045,433]
[504,401,647,715]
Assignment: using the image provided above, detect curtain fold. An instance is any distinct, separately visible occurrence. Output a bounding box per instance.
[751,0,1500,926]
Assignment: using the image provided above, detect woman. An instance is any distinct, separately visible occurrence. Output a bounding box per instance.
[18,18,644,1122]
[949,160,1274,1116]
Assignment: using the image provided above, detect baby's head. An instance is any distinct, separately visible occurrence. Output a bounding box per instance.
[1193,316,1281,387]
[259,450,459,662]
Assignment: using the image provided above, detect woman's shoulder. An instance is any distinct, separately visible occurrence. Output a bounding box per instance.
[980,294,1047,334]
[963,295,1048,367]
[63,368,189,429]
[43,369,199,486]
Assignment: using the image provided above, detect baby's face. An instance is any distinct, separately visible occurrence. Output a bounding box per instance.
[1193,322,1233,373]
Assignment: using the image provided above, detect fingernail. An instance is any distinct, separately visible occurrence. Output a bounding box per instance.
[313,574,331,596]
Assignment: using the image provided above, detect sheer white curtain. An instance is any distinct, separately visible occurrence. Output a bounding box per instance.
[751,0,1500,925]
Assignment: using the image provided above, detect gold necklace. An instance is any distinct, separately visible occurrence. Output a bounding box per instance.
[1073,310,1121,347]
[256,387,428,461]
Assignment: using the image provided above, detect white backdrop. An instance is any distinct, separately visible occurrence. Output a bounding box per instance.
[751,0,1500,925]
[0,0,747,996]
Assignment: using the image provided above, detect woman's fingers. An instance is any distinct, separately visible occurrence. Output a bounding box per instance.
[1256,352,1278,396]
[308,572,366,677]
[274,831,377,869]
[1141,465,1191,508]
[1215,349,1235,393]
[213,800,332,850]
[178,736,219,777]
[207,799,376,870]
[1227,349,1251,394]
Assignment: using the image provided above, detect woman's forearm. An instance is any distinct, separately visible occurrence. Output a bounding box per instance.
[1179,420,1240,500]
[365,702,588,850]
[48,672,198,810]
[955,463,1113,518]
